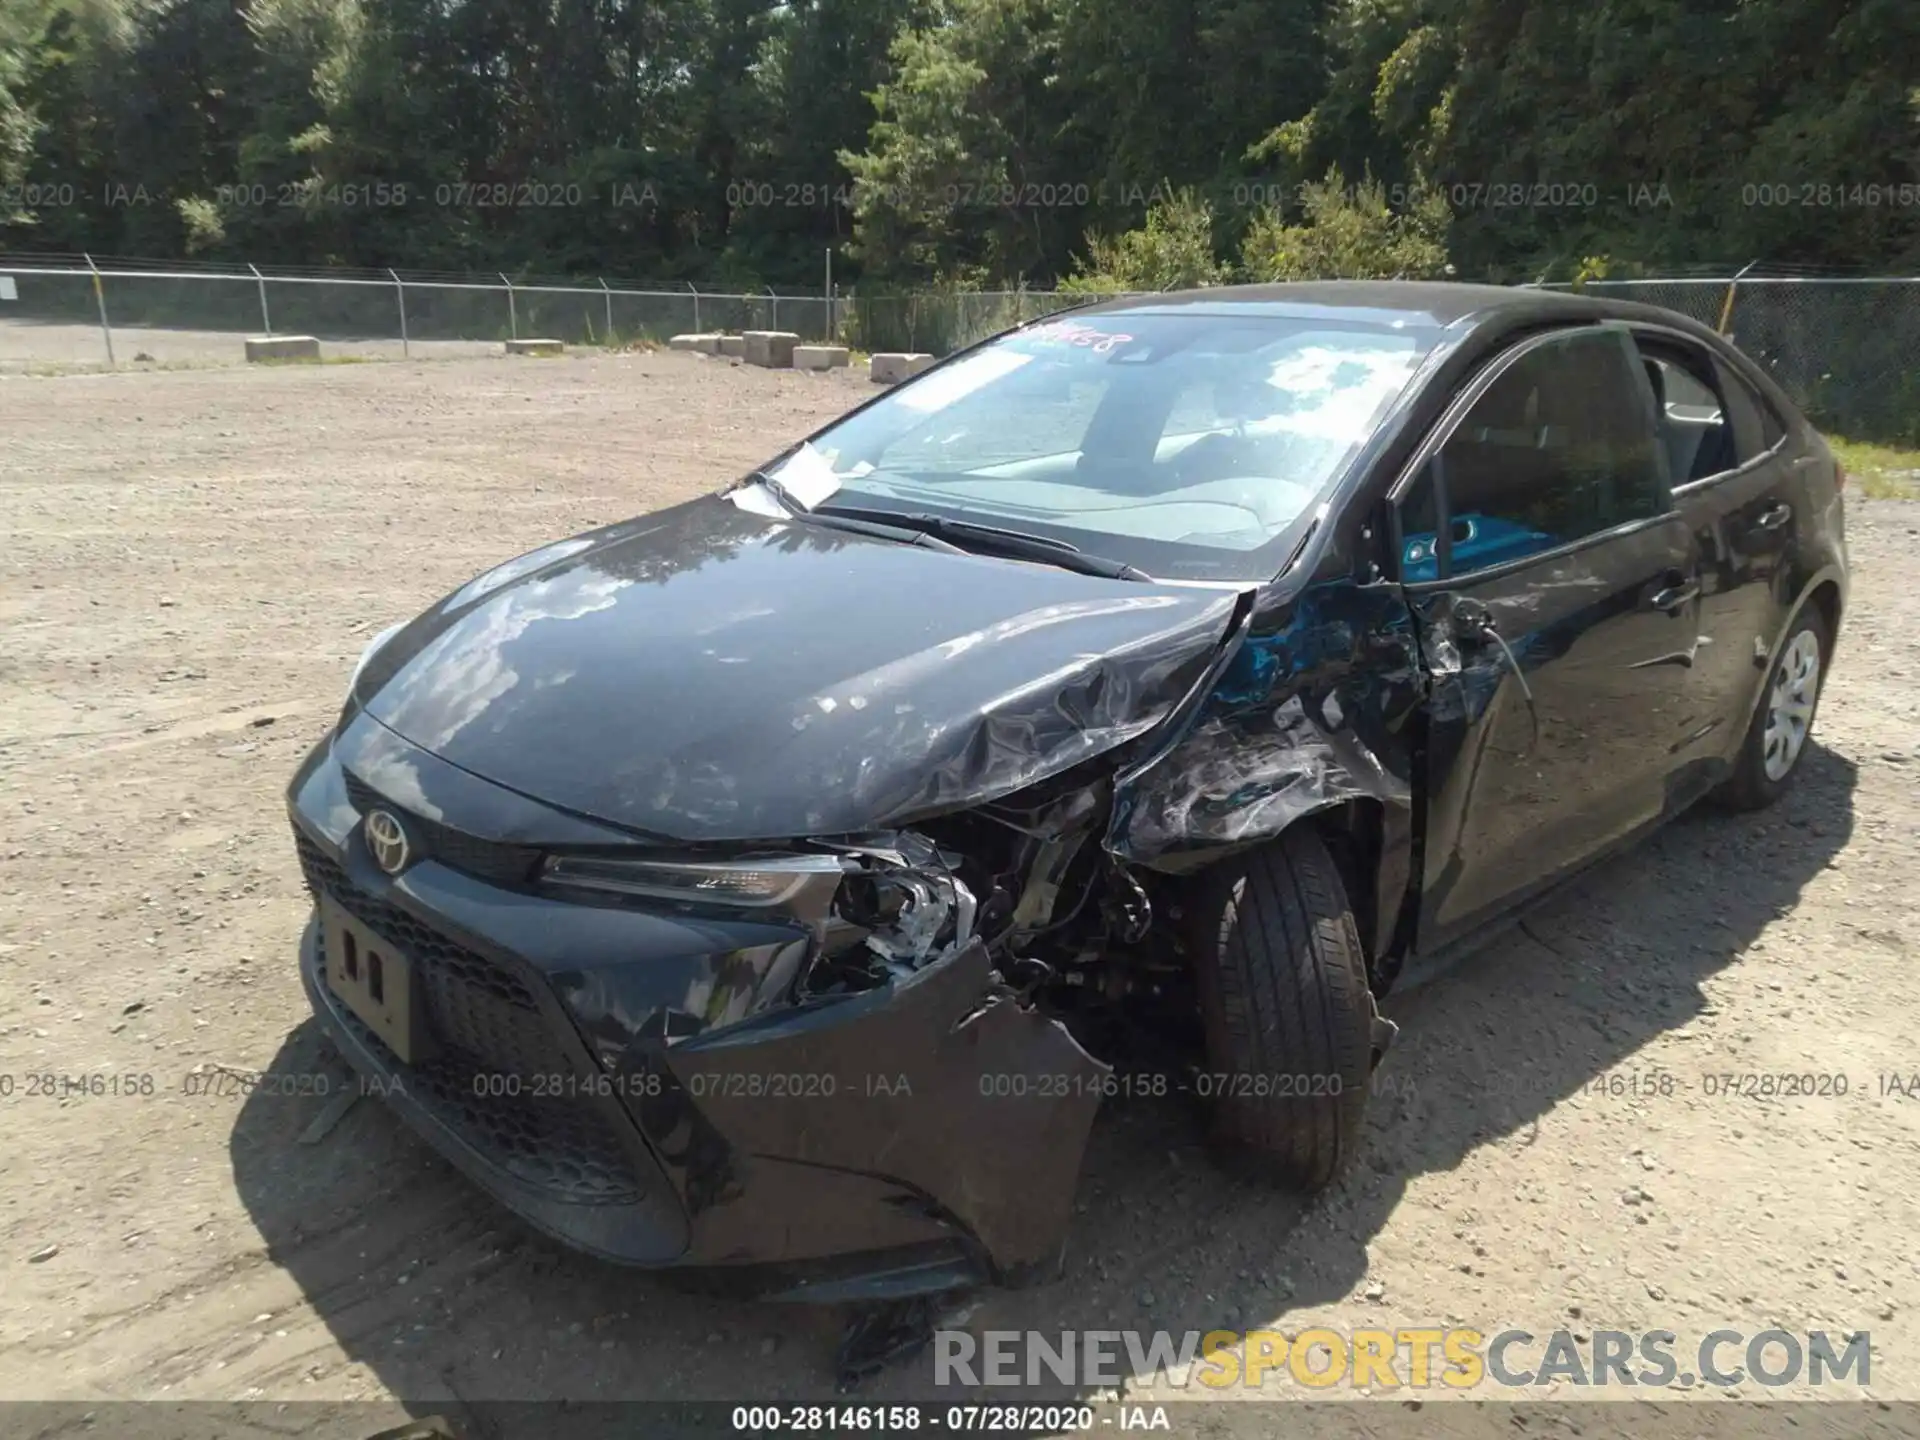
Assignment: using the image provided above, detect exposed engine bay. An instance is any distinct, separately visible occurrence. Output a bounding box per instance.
[797,773,1200,1065]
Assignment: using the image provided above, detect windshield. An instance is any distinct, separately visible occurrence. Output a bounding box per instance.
[762,309,1444,582]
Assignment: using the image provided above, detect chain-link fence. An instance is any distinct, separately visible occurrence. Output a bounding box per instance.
[0,256,841,369]
[6,256,1915,447]
[0,253,1133,372]
[840,288,1111,356]
[1542,276,1920,446]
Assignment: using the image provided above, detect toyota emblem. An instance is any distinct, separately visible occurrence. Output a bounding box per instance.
[364,809,412,876]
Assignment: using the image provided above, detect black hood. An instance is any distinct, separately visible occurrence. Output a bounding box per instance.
[356,494,1242,842]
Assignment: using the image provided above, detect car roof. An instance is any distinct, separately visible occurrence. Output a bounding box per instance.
[1072,279,1647,332]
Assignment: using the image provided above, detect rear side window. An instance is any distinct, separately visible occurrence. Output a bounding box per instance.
[1399,328,1668,581]
[1714,359,1789,460]
[1636,342,1739,485]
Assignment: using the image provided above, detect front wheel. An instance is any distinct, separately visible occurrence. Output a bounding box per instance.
[1187,827,1390,1190]
[1716,608,1829,810]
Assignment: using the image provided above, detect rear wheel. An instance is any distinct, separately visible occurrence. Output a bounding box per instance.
[1187,827,1388,1189]
[1716,608,1829,811]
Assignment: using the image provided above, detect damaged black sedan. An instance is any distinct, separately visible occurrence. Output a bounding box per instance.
[288,282,1846,1300]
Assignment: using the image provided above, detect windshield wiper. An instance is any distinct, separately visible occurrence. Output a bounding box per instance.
[818,504,1154,582]
[745,473,967,554]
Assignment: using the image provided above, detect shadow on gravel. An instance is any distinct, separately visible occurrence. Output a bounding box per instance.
[228,742,1856,1426]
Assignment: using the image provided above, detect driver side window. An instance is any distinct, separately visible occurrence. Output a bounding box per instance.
[1397,327,1669,582]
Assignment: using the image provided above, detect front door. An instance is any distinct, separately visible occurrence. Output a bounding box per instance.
[1394,325,1704,953]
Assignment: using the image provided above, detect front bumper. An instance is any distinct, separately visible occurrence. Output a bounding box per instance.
[298,912,691,1262]
[287,712,1108,1300]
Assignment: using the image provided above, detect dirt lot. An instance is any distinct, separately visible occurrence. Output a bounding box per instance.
[0,316,493,369]
[3,352,1918,1428]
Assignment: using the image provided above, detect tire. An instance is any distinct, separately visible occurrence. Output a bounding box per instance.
[1187,826,1384,1190]
[1715,607,1830,812]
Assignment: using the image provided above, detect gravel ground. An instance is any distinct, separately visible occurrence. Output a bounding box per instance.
[2,352,1917,1428]
[0,317,498,368]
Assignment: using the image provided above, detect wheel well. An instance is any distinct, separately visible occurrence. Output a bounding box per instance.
[1167,804,1385,956]
[1807,580,1842,642]
[1307,801,1385,974]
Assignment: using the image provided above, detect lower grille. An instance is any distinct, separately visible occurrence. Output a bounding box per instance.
[294,832,573,1080]
[315,926,643,1204]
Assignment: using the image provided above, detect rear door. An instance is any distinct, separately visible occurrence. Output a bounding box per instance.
[1394,325,1704,952]
[1646,338,1802,774]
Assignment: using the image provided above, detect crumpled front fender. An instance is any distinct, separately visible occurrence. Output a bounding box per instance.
[1107,576,1424,869]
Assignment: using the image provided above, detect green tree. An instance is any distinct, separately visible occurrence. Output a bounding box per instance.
[1053,0,1326,243]
[6,0,132,250]
[102,0,260,255]
[0,0,52,203]
[3,0,1917,286]
[842,0,1071,282]
[1060,185,1226,292]
[722,0,926,282]
[199,0,361,260]
[1260,0,1920,278]
[1239,167,1450,279]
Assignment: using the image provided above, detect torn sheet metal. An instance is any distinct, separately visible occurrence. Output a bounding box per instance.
[665,939,1109,1278]
[1108,577,1423,867]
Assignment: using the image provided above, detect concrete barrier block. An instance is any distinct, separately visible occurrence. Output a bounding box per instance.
[793,345,851,372]
[668,333,722,354]
[743,331,800,368]
[505,338,565,357]
[244,335,321,364]
[717,335,745,358]
[869,352,935,384]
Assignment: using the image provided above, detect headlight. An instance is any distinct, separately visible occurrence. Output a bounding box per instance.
[541,853,849,908]
[345,622,405,702]
[544,837,979,980]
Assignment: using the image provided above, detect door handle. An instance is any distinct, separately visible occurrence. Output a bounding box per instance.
[1648,576,1700,613]
[1755,502,1793,532]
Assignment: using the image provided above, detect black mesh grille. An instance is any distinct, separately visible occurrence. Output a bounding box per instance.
[341,771,542,886]
[424,826,542,885]
[315,927,642,1203]
[295,832,572,1080]
[342,771,381,815]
